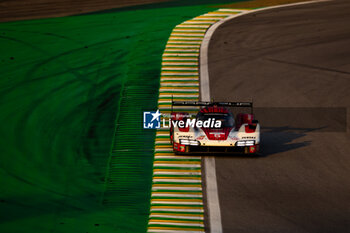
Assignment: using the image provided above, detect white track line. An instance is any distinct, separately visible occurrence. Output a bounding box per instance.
[218,9,249,12]
[151,193,203,198]
[163,57,198,61]
[199,1,330,232]
[151,201,203,205]
[162,62,198,65]
[162,68,198,70]
[150,214,204,220]
[148,222,204,227]
[159,94,199,98]
[152,187,202,190]
[167,41,202,44]
[160,78,199,81]
[176,25,210,28]
[161,72,198,75]
[154,156,201,160]
[159,89,199,92]
[153,172,202,175]
[150,207,204,212]
[153,179,202,183]
[153,164,201,168]
[161,84,199,87]
[148,230,204,233]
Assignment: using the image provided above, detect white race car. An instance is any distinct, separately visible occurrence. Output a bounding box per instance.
[170,101,260,154]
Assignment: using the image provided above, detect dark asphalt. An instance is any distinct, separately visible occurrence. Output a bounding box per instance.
[207,1,350,232]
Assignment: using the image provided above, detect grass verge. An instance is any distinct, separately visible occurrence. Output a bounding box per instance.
[0,0,305,232]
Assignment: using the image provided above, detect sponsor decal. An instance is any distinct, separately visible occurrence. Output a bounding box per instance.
[242,136,256,139]
[179,135,193,138]
[209,132,225,139]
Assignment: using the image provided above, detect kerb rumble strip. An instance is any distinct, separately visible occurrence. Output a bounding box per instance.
[147,8,248,233]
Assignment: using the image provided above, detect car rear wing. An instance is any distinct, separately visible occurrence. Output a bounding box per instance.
[172,101,253,107]
[171,101,253,114]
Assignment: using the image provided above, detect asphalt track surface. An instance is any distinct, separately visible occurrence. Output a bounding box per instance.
[0,0,169,22]
[207,1,350,232]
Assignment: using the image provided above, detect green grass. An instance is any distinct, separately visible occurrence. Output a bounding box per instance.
[0,2,240,233]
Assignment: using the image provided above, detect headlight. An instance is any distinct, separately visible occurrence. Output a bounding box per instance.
[236,140,255,146]
[180,139,200,146]
[180,139,190,145]
[190,141,200,146]
[245,140,255,146]
[236,141,246,147]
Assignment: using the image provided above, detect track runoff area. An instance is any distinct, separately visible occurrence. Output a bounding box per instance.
[147,8,248,233]
[147,1,330,232]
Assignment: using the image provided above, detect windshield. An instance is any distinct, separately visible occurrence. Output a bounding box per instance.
[196,112,235,128]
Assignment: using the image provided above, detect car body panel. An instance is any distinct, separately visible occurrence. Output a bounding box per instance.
[170,101,260,154]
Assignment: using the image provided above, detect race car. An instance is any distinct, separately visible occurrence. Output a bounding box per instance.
[170,101,260,154]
